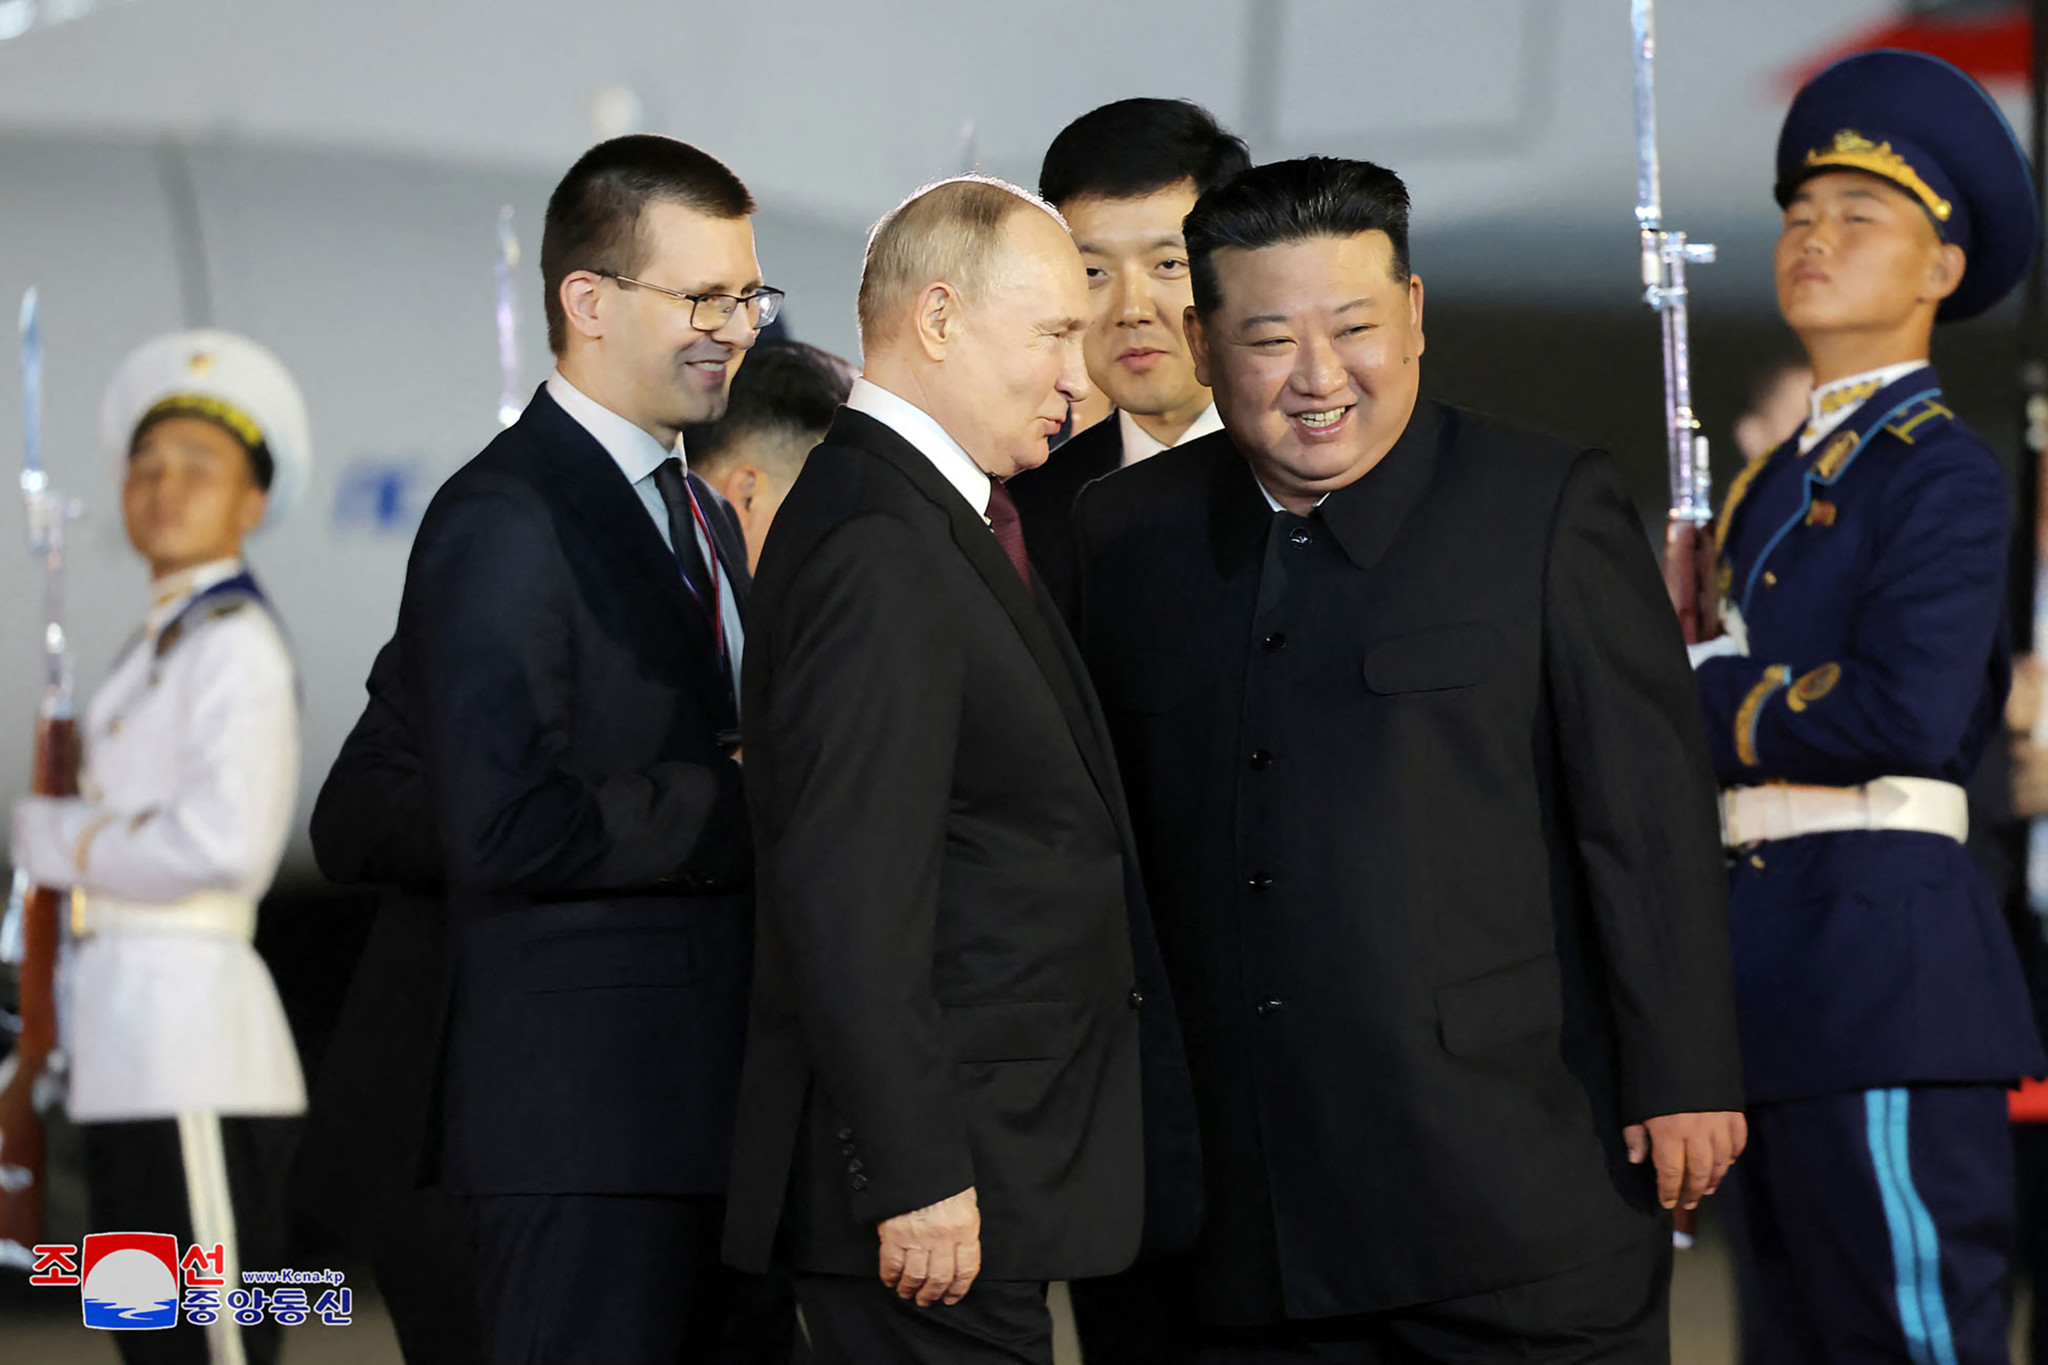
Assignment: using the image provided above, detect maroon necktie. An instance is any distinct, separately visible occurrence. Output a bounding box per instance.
[985,478,1033,595]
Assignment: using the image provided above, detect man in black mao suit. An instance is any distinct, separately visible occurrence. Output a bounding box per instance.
[723,176,1199,1365]
[1008,98,1246,611]
[1071,158,1747,1361]
[377,135,791,1364]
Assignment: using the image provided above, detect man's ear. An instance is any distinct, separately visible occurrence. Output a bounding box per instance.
[914,282,961,361]
[1926,243,1967,305]
[1185,306,1212,388]
[561,271,607,343]
[713,464,753,511]
[1408,273,1427,359]
[236,486,270,537]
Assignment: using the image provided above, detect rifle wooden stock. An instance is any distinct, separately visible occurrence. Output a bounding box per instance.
[0,712,78,1252]
[1663,516,1722,646]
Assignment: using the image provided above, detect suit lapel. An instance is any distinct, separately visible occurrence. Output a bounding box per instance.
[830,408,1124,814]
[513,388,726,687]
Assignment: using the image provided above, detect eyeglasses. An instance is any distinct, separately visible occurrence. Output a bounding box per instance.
[595,271,785,331]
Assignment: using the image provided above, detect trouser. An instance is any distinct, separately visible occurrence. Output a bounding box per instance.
[1728,1084,2013,1364]
[80,1113,299,1365]
[364,1182,488,1365]
[1070,1253,1202,1363]
[1193,1229,1670,1364]
[795,1272,1053,1365]
[463,1191,795,1365]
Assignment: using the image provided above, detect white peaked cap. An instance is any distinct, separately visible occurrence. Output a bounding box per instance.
[100,329,312,529]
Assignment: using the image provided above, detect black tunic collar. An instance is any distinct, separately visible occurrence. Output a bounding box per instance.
[1207,398,1440,578]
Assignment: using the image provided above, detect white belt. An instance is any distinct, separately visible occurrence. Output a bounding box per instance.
[76,890,257,942]
[1720,777,1968,848]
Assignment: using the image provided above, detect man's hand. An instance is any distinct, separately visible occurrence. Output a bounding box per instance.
[2010,654,2045,736]
[877,1186,980,1307]
[1624,1111,1746,1211]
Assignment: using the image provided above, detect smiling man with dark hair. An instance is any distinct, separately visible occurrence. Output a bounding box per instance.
[1067,156,1746,1361]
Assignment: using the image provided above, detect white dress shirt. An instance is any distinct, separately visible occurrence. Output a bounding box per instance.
[547,369,744,696]
[1798,360,1932,454]
[846,376,993,522]
[1118,402,1223,467]
[10,557,304,1120]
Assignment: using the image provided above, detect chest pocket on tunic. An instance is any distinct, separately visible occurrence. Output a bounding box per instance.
[1363,621,1500,694]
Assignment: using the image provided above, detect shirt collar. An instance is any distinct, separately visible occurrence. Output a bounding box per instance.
[149,556,244,629]
[846,377,992,519]
[1800,360,1931,454]
[546,368,683,486]
[1118,402,1224,467]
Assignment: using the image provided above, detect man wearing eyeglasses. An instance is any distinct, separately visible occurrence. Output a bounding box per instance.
[332,134,793,1365]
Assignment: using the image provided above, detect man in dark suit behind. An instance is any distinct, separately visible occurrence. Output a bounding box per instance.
[294,641,485,1365]
[372,135,791,1364]
[1007,98,1247,609]
[723,176,1198,1365]
[1070,158,1748,1360]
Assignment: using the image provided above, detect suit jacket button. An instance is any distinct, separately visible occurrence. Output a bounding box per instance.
[1262,632,1287,652]
[1249,749,1272,770]
[1247,873,1274,892]
[1288,527,1313,547]
[850,1173,869,1191]
[842,1143,858,1158]
[1257,998,1286,1016]
[1128,989,1145,1008]
[836,1127,854,1142]
[847,1159,864,1175]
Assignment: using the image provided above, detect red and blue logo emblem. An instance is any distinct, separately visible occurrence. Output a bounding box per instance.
[79,1232,180,1330]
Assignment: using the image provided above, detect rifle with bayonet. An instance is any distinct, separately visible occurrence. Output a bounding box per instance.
[0,287,81,1266]
[1632,0,1721,644]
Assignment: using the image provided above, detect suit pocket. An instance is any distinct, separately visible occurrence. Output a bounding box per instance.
[1363,621,1500,694]
[1436,953,1563,1057]
[941,998,1076,1063]
[521,924,700,993]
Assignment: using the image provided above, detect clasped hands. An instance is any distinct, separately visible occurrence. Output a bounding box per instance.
[877,1185,980,1307]
[1625,1110,1747,1211]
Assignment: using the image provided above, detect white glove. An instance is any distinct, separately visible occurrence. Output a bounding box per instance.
[10,796,88,889]
[1687,603,1750,670]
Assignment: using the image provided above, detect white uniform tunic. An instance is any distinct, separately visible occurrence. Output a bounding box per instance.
[16,558,304,1122]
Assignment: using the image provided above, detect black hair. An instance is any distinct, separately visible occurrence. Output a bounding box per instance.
[540,135,755,353]
[684,339,856,469]
[1038,98,1251,208]
[1184,157,1412,316]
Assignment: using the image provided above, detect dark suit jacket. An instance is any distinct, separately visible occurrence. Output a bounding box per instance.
[293,641,448,1241]
[384,384,756,1196]
[723,406,1198,1282]
[1071,401,1745,1321]
[1007,411,1121,611]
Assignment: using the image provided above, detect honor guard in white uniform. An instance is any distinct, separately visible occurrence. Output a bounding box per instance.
[10,330,311,1365]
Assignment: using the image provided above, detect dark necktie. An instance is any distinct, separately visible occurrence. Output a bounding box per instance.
[985,478,1033,595]
[651,457,720,621]
[650,458,738,730]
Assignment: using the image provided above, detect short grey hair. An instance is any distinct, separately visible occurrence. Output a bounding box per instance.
[856,175,1069,350]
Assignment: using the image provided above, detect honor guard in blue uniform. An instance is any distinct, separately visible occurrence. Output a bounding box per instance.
[11,330,311,1365]
[1692,51,2048,1363]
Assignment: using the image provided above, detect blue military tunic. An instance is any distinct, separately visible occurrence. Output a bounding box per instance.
[1696,364,2044,1103]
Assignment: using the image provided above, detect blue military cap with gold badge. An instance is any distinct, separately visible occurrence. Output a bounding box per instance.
[1776,48,2036,322]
